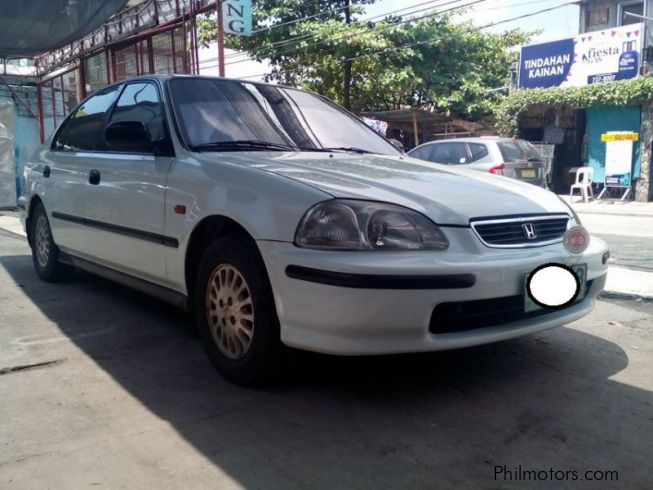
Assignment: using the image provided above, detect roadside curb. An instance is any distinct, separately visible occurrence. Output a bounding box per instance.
[575,211,653,218]
[600,290,653,303]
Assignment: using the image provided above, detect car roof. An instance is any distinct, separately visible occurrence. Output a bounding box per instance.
[99,73,299,93]
[409,137,526,152]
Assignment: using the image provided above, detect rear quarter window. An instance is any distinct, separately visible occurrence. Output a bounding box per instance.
[497,140,541,162]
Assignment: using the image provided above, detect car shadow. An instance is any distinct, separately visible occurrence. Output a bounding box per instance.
[2,253,652,488]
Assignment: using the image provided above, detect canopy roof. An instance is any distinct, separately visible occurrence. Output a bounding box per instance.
[0,0,129,57]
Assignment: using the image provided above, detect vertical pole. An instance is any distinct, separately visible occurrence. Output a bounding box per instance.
[147,37,155,74]
[106,49,112,84]
[343,0,352,110]
[37,83,45,144]
[79,58,87,99]
[171,30,177,73]
[644,0,650,73]
[59,76,66,117]
[50,81,57,128]
[182,11,189,73]
[216,0,226,77]
[412,111,419,147]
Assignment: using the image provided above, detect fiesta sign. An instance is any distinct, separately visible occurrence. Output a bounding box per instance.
[519,24,642,89]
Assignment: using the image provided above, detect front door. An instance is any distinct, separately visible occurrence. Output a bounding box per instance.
[79,81,174,285]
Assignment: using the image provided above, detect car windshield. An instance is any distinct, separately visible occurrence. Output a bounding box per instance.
[168,78,400,155]
[497,139,542,162]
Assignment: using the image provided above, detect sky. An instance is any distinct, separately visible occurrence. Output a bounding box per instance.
[365,0,580,41]
[203,0,581,80]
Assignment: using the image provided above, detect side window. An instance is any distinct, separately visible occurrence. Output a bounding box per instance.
[56,87,121,151]
[108,82,165,150]
[409,145,433,161]
[52,115,74,150]
[468,143,489,162]
[430,142,469,165]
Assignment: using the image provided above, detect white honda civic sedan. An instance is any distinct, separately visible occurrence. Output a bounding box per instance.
[20,75,609,385]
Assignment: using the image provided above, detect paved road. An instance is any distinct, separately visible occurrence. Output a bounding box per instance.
[578,213,653,272]
[1,231,652,488]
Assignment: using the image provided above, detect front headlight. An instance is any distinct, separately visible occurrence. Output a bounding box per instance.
[295,200,449,251]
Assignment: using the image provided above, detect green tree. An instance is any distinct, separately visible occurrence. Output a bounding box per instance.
[198,2,530,119]
[198,0,376,110]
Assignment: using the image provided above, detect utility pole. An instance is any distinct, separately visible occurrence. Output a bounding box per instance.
[343,0,352,110]
[216,0,226,77]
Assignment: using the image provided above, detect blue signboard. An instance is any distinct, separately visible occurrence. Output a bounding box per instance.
[518,24,642,89]
[519,39,575,89]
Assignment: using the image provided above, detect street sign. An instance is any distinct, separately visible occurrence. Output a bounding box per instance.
[223,0,252,37]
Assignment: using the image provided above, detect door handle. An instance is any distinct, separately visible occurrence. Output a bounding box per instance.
[43,165,51,178]
[89,169,101,185]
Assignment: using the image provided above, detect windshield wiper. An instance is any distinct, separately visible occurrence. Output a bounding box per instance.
[190,140,296,152]
[320,146,374,154]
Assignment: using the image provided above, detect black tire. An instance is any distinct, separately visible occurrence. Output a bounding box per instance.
[195,235,283,386]
[30,203,74,283]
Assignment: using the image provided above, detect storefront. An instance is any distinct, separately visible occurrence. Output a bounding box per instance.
[509,23,653,201]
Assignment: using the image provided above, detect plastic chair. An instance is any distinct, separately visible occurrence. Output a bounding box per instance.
[570,167,594,203]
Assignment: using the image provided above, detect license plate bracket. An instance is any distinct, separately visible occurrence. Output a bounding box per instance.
[524,264,587,313]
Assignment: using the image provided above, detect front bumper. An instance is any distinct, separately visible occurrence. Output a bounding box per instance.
[258,229,609,355]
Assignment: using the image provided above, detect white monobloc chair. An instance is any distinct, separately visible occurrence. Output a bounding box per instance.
[570,167,594,203]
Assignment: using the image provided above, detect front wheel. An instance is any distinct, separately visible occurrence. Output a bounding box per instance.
[195,236,282,386]
[30,203,74,282]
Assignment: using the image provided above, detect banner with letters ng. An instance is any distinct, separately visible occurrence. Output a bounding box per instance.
[223,0,252,37]
[519,24,642,89]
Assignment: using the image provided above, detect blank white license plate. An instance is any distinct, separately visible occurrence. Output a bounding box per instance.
[524,264,587,313]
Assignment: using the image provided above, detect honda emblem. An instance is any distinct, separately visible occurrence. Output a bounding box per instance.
[522,223,537,240]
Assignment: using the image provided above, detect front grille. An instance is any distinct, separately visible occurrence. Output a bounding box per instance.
[429,280,593,334]
[472,215,569,247]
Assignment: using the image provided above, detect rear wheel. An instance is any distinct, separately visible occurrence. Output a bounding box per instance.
[195,236,282,386]
[30,203,74,282]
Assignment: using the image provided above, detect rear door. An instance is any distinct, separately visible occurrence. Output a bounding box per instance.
[428,142,470,165]
[78,81,174,284]
[47,86,122,254]
[465,142,494,172]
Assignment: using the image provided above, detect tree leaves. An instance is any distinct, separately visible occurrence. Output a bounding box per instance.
[198,1,530,118]
[495,77,653,136]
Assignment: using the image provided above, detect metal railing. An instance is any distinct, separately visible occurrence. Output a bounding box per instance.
[35,0,215,76]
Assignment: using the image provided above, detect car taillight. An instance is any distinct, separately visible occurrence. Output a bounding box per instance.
[489,163,506,175]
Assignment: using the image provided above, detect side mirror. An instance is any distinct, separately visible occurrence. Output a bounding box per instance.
[105,121,153,153]
[389,138,405,152]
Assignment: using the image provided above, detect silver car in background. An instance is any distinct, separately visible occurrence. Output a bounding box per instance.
[408,137,547,188]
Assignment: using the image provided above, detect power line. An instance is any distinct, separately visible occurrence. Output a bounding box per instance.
[213,0,459,62]
[235,1,571,80]
[220,0,486,67]
[200,0,472,69]
[345,1,571,63]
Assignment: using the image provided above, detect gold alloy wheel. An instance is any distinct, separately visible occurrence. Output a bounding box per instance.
[35,215,51,268]
[205,264,255,360]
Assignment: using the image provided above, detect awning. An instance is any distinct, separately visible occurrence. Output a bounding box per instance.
[0,0,129,58]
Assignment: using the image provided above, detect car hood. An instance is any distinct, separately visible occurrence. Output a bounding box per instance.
[198,152,570,226]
